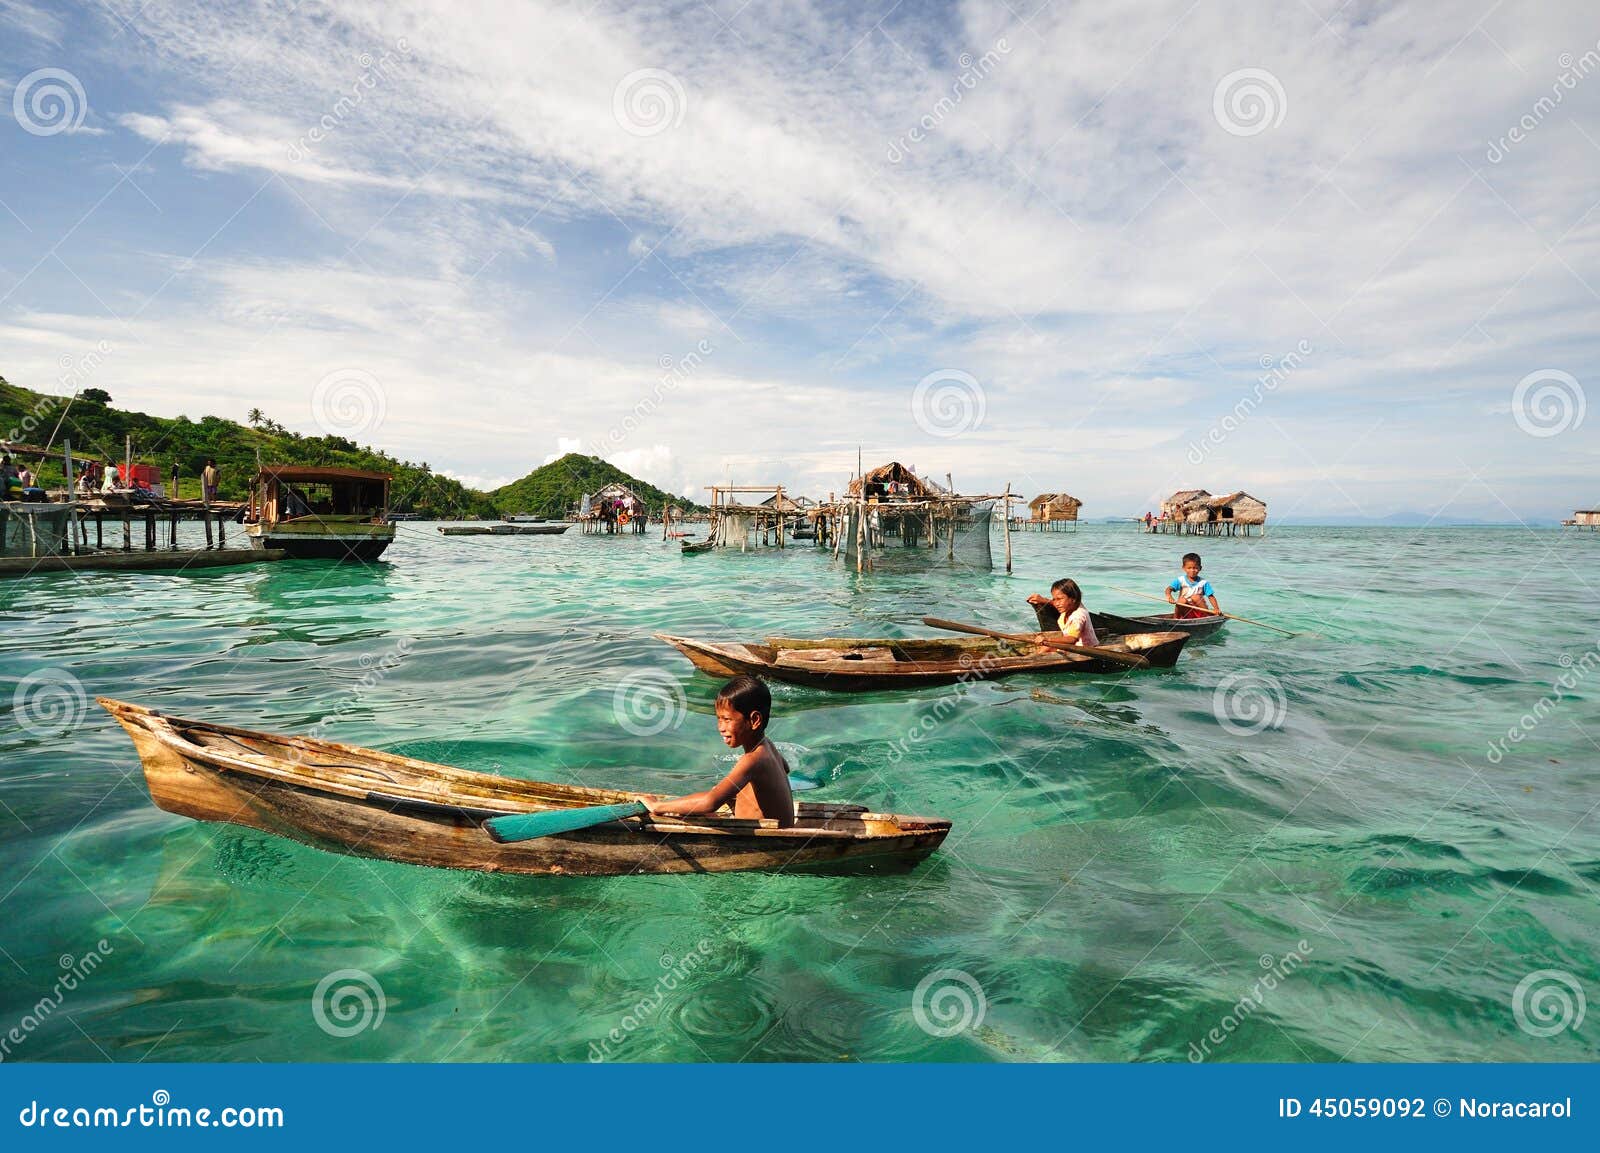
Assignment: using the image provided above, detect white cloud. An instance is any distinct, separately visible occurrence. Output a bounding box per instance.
[2,0,1592,517]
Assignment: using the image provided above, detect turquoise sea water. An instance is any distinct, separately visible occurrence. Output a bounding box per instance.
[1,523,1596,1063]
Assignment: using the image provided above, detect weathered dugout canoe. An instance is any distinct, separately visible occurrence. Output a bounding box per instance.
[98,699,951,876]
[654,630,1189,691]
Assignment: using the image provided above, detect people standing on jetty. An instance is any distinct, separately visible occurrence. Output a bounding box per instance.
[644,675,795,827]
[101,460,120,493]
[1166,552,1221,618]
[1027,578,1099,649]
[202,459,219,506]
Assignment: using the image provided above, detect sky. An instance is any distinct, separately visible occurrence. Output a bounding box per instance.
[0,0,1596,520]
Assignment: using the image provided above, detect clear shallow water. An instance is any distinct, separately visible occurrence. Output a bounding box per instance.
[1,523,1596,1062]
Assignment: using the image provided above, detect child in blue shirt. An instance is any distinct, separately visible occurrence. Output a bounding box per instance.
[1166,552,1221,618]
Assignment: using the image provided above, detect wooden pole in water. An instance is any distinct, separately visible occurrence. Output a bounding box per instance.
[1003,483,1012,573]
[777,485,785,549]
[63,440,77,553]
[855,492,865,573]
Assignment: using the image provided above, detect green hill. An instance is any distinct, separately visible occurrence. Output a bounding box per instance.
[2,378,703,519]
[0,377,495,517]
[490,454,702,518]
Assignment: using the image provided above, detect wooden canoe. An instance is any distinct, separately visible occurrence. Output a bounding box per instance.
[654,630,1189,691]
[98,698,950,876]
[1090,609,1226,639]
[1025,600,1226,640]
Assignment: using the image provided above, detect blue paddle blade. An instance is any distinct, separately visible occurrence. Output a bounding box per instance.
[484,801,648,844]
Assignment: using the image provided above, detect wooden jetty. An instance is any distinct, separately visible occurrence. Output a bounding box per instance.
[689,485,807,552]
[0,548,285,579]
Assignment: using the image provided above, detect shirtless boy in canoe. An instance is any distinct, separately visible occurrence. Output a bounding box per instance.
[645,675,796,827]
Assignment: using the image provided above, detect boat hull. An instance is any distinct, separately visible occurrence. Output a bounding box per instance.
[247,520,394,560]
[655,630,1189,691]
[98,699,950,876]
[1091,609,1226,639]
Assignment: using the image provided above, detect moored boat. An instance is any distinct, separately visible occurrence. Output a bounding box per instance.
[245,465,395,561]
[655,629,1189,690]
[99,699,951,876]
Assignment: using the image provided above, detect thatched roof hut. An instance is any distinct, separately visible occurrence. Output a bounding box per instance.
[1206,491,1267,525]
[1028,492,1081,522]
[1161,489,1211,521]
[846,462,946,499]
[759,492,806,513]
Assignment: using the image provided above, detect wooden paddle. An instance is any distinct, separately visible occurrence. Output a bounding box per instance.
[922,617,1150,669]
[485,800,648,844]
[1105,586,1297,636]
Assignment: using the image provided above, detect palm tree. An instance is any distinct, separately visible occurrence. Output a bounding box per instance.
[247,408,264,428]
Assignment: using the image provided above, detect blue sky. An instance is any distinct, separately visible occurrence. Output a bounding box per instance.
[0,0,1596,519]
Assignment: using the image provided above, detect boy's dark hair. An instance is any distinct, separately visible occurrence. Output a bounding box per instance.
[717,675,771,722]
[1050,578,1083,602]
[1182,552,1202,566]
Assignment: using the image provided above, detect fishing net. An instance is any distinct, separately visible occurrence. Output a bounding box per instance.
[837,499,995,571]
[0,503,72,557]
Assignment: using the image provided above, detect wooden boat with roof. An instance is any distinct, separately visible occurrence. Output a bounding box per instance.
[245,465,394,560]
[99,698,951,876]
[655,629,1189,691]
